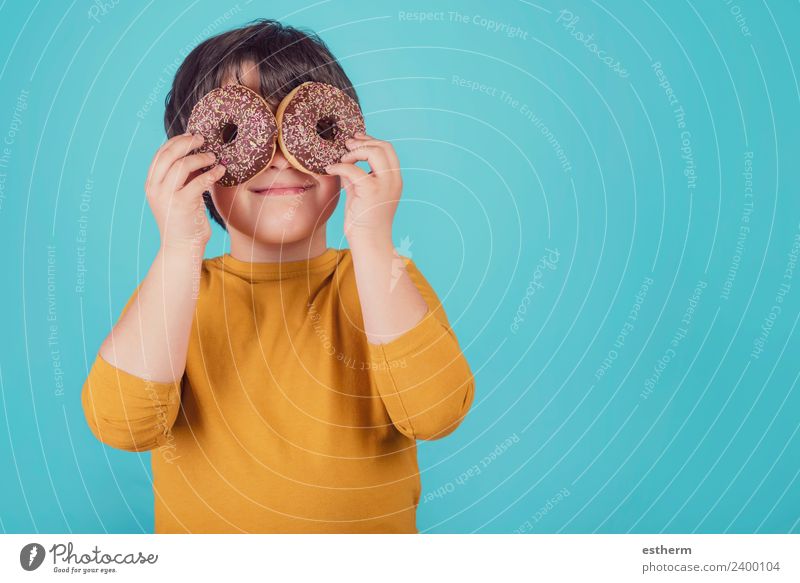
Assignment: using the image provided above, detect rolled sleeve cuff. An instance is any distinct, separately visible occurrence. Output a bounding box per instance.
[81,353,181,452]
[366,309,474,440]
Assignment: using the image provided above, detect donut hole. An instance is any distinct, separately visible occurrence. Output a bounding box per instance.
[315,116,338,142]
[221,122,238,144]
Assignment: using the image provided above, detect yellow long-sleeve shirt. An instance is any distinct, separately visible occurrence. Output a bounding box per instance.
[81,248,474,533]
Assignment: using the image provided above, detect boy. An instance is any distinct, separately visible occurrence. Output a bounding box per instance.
[81,19,474,533]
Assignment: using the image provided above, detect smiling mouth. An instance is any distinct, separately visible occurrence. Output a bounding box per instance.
[251,184,312,196]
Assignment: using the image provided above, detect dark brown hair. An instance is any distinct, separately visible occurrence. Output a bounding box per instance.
[163,18,359,230]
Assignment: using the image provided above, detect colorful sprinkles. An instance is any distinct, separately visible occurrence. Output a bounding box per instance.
[279,82,365,175]
[186,84,277,186]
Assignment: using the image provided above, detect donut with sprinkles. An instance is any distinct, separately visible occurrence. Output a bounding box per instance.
[276,82,365,175]
[186,84,277,186]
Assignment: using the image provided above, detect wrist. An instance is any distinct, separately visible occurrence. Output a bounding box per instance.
[346,229,393,253]
[159,238,208,259]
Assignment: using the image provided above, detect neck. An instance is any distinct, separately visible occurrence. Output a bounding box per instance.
[227,226,329,263]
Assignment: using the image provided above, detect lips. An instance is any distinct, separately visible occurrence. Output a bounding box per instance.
[250,180,313,196]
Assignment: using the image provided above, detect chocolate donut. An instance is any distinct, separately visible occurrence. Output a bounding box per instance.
[186,84,277,187]
[276,82,365,175]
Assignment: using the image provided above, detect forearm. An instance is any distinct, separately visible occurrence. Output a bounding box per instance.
[98,244,203,383]
[349,235,428,345]
[354,237,475,440]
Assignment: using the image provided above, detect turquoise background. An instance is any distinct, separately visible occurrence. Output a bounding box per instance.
[1,0,798,534]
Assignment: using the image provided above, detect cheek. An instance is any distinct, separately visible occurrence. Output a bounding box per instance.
[316,175,341,197]
[314,176,342,215]
[210,186,239,214]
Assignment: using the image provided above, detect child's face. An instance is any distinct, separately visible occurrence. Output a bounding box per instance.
[209,63,341,246]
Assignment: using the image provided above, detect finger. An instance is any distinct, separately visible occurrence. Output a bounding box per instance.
[159,132,210,168]
[339,146,391,175]
[348,135,381,145]
[149,134,206,186]
[163,151,217,191]
[325,162,369,184]
[352,131,392,163]
[148,133,204,186]
[147,133,197,183]
[178,164,226,198]
[156,131,198,156]
[346,137,399,168]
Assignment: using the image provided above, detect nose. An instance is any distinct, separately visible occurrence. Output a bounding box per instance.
[268,143,292,170]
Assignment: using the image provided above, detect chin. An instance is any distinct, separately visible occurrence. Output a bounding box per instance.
[230,211,322,244]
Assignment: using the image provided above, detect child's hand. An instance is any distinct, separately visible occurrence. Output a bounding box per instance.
[325,132,401,246]
[145,133,225,252]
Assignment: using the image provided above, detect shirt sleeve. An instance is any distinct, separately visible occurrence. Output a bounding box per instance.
[366,256,475,441]
[80,284,183,452]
